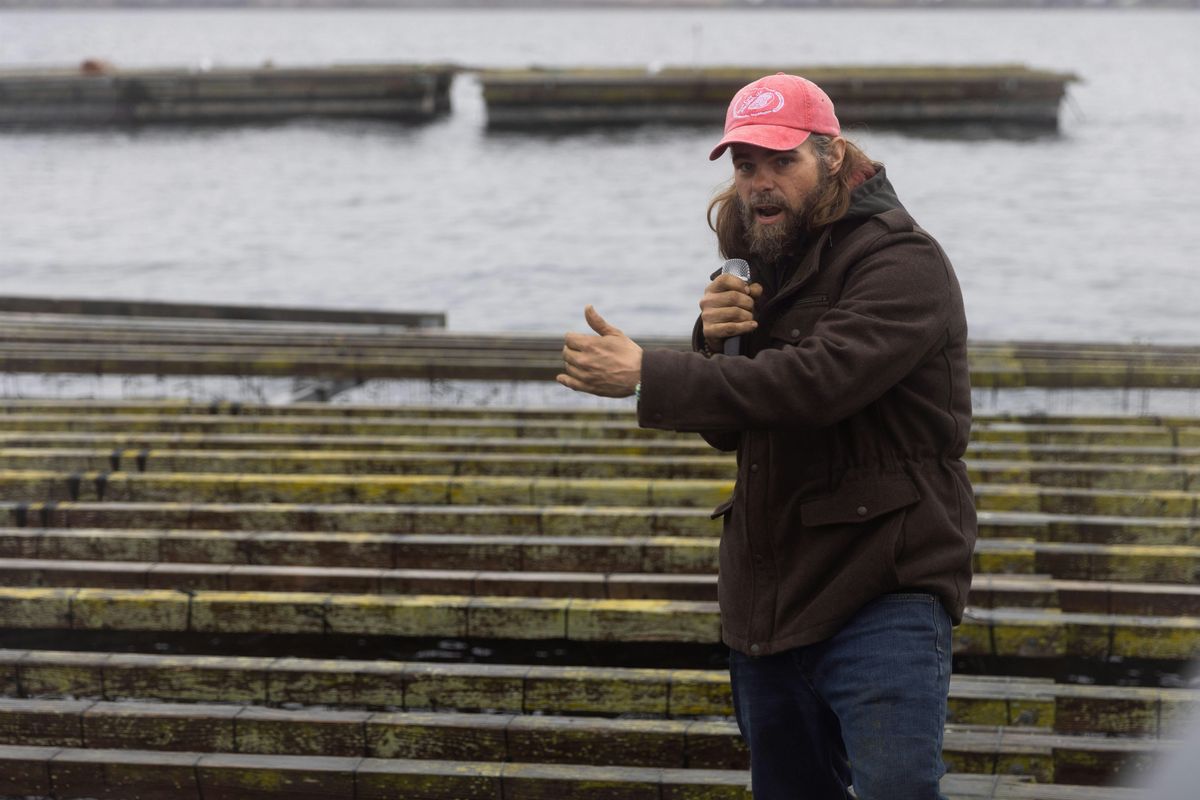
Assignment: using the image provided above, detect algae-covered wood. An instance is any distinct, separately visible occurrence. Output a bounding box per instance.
[0,63,458,127]
[1,398,1198,795]
[481,64,1078,129]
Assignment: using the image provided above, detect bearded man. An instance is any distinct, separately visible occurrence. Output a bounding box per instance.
[558,72,975,800]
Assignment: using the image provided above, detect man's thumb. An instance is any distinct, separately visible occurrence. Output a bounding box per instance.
[585,305,623,337]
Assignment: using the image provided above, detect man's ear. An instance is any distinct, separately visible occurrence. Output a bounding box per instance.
[828,137,847,174]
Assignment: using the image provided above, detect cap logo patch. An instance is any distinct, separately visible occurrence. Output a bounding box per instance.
[733,88,785,118]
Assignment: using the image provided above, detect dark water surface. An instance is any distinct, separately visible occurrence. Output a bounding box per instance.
[1,9,1198,343]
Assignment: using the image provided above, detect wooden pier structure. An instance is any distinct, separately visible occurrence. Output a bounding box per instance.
[0,299,1194,798]
[0,62,457,128]
[0,294,1196,390]
[0,61,1077,134]
[480,65,1079,132]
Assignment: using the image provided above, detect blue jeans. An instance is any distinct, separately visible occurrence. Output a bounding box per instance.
[729,593,952,800]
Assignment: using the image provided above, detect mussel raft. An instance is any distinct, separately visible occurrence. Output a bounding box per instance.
[479,64,1080,131]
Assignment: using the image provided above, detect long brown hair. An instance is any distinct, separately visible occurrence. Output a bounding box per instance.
[706,136,879,260]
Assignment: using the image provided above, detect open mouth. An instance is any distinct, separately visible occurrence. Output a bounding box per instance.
[754,204,784,223]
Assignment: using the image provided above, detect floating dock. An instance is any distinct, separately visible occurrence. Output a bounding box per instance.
[0,298,1193,798]
[0,61,457,128]
[0,62,1077,133]
[0,294,1195,390]
[0,404,1194,797]
[480,64,1079,132]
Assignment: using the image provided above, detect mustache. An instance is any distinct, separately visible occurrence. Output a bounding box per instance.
[747,192,790,209]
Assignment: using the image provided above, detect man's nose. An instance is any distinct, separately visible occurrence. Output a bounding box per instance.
[751,169,775,193]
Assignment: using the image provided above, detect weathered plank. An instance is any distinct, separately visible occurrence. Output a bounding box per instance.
[5,469,1200,520]
[0,296,445,328]
[1,649,1196,737]
[0,698,1180,786]
[4,331,1200,387]
[7,559,1200,614]
[6,447,1200,493]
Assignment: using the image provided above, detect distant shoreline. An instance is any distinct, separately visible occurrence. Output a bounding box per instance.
[1,0,1196,10]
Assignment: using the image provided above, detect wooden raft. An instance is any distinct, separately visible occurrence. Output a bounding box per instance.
[0,61,1076,134]
[0,62,457,128]
[1,296,1198,389]
[0,399,1194,798]
[480,65,1079,132]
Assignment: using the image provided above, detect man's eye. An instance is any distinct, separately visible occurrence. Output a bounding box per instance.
[774,158,794,168]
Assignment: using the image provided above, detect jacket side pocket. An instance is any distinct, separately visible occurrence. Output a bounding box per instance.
[710,496,735,520]
[799,476,920,527]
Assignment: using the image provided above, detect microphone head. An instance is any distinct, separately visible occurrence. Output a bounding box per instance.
[720,258,751,283]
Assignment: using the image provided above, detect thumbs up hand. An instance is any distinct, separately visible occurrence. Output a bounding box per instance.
[557,305,643,398]
[583,305,623,338]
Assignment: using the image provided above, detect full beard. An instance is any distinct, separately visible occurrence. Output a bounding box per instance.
[738,176,827,264]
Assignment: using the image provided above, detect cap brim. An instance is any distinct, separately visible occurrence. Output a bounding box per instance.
[708,124,814,161]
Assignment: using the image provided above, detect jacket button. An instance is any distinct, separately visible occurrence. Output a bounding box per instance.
[750,463,759,473]
[750,644,761,655]
[790,328,801,338]
[856,505,868,516]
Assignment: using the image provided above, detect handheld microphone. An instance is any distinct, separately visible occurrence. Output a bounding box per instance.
[720,258,751,356]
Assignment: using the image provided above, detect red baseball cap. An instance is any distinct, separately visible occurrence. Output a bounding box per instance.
[709,73,841,161]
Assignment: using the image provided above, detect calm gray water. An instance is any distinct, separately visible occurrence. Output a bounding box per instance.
[1,9,1198,343]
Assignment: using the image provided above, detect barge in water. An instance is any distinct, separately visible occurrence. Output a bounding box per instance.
[479,64,1079,133]
[0,62,1078,134]
[0,61,457,128]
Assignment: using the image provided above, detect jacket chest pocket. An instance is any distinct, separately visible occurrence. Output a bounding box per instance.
[768,295,829,345]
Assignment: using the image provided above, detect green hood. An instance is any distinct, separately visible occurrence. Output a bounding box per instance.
[843,165,904,222]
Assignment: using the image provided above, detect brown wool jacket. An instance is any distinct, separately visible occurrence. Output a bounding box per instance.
[637,168,976,656]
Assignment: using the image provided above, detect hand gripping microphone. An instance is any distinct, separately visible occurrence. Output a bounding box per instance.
[720,258,751,356]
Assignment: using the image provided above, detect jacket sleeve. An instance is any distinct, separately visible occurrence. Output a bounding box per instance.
[637,230,956,433]
[687,315,740,452]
